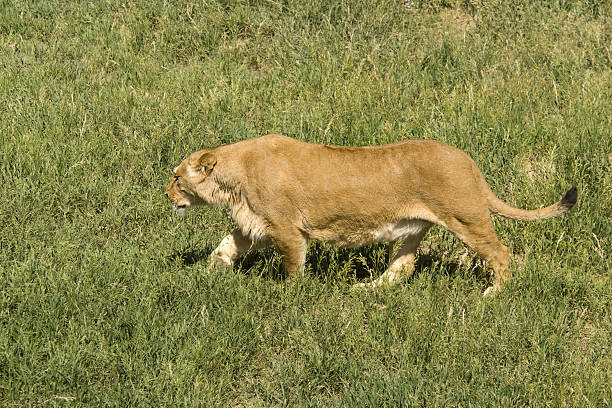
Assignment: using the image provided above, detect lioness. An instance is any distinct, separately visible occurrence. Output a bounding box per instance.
[165,134,577,295]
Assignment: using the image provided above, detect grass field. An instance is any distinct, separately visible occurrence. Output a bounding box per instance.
[1,0,611,406]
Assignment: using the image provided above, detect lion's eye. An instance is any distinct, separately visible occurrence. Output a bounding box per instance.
[174,176,186,191]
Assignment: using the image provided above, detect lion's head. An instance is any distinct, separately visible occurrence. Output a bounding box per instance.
[164,149,217,214]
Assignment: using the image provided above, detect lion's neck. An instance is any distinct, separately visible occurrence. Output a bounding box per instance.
[201,175,267,242]
[200,174,238,207]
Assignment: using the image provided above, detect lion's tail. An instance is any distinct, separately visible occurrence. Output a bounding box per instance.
[473,164,577,221]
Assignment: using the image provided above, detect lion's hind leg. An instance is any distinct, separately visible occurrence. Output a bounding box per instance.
[354,225,430,288]
[443,215,510,296]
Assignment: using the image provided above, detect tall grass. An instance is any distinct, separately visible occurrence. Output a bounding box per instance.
[1,0,610,406]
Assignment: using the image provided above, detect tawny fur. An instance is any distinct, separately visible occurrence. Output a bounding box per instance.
[165,134,577,295]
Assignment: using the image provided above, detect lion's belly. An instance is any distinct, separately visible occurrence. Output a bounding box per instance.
[371,219,431,242]
[307,219,431,247]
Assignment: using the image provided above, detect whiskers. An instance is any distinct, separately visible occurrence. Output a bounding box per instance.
[173,205,189,215]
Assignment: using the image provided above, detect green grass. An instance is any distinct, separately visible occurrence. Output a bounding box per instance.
[1,0,611,405]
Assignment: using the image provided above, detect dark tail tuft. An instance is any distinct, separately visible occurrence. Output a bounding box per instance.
[560,186,578,210]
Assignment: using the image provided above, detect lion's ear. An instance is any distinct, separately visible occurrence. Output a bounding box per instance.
[196,152,217,176]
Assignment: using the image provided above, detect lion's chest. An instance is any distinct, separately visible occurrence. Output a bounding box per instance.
[232,201,268,242]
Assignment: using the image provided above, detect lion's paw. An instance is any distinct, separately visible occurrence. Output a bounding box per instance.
[483,285,499,297]
[207,253,233,272]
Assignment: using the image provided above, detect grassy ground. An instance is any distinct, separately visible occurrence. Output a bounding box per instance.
[1,0,611,406]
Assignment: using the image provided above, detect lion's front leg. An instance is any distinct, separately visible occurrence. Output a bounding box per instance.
[208,228,269,270]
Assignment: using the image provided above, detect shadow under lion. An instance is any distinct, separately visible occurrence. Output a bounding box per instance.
[170,238,491,289]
